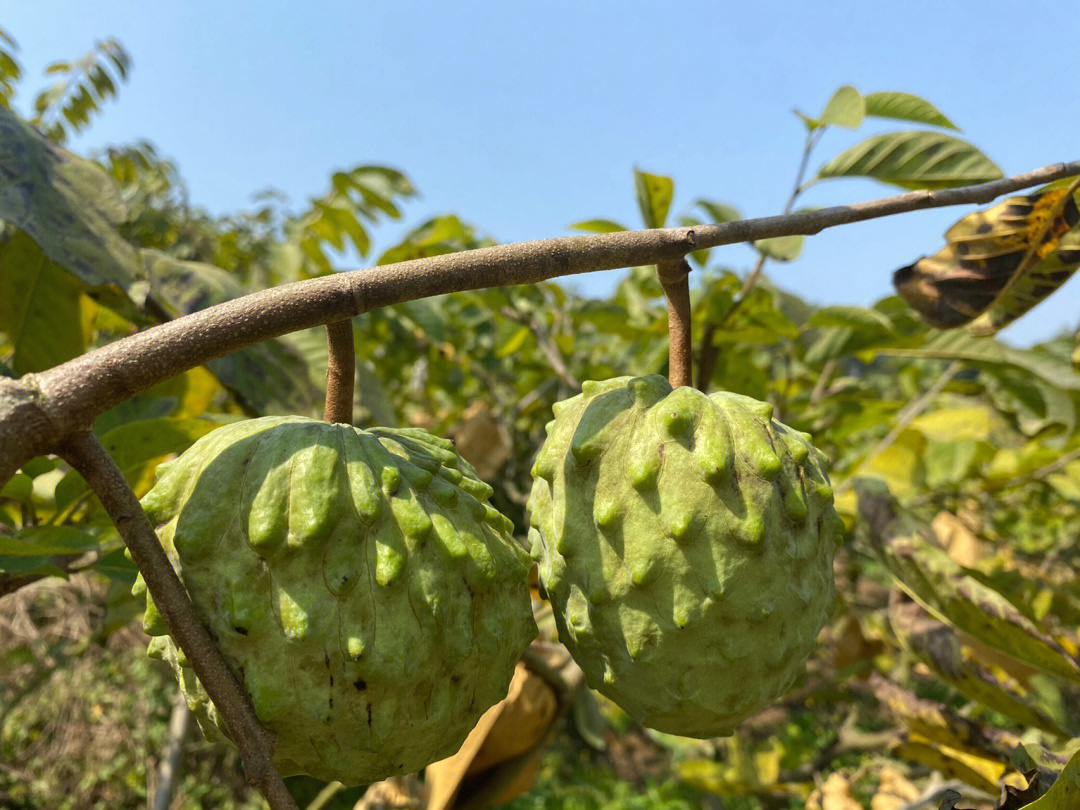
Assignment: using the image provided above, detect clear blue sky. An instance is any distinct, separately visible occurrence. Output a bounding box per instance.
[6,1,1079,345]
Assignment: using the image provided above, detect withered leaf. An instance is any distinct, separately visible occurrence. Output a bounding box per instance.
[894,186,1080,333]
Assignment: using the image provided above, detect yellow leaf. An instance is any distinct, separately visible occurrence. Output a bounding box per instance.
[910,407,995,441]
[863,429,926,494]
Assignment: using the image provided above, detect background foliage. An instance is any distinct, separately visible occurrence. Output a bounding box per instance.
[1,31,1079,810]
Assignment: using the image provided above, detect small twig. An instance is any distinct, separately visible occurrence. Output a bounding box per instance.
[657,259,693,388]
[152,691,192,810]
[810,358,837,405]
[498,306,580,390]
[59,432,298,810]
[323,318,355,424]
[896,781,993,810]
[698,127,823,387]
[838,360,963,492]
[304,781,346,810]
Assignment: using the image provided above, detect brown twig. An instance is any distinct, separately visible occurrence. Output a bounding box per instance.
[656,259,693,388]
[3,159,1080,486]
[498,306,580,390]
[323,318,355,424]
[698,127,823,388]
[58,431,298,810]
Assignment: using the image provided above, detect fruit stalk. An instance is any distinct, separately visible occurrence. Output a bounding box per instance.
[657,258,693,389]
[323,317,355,424]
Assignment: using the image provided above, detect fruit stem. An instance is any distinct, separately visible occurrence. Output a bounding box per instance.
[59,431,300,810]
[323,318,355,424]
[657,259,693,389]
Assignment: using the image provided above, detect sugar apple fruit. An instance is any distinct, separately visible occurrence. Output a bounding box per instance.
[135,416,537,784]
[527,376,838,737]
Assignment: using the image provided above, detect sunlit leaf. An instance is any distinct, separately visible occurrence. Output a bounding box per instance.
[567,219,628,233]
[863,91,956,129]
[695,200,742,224]
[818,85,865,129]
[818,131,1002,189]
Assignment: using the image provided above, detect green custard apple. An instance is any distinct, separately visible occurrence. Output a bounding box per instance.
[135,416,536,784]
[527,376,838,737]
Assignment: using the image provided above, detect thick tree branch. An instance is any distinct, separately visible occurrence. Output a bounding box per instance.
[3,159,1079,485]
[58,432,298,810]
[657,259,693,388]
[323,318,355,424]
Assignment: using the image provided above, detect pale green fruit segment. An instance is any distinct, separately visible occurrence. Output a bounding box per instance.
[527,376,838,737]
[137,416,536,785]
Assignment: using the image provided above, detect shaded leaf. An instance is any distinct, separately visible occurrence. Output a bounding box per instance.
[634,168,674,229]
[864,91,956,129]
[861,493,1080,683]
[0,105,143,306]
[894,187,1080,332]
[889,593,1069,734]
[0,526,98,556]
[143,251,325,415]
[695,199,742,224]
[0,229,91,373]
[818,131,1002,189]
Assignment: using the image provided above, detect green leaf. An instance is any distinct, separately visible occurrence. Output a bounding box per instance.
[753,234,803,262]
[818,85,865,129]
[0,472,32,502]
[634,168,674,229]
[0,230,90,373]
[923,438,989,488]
[869,518,1080,683]
[1022,747,1080,809]
[0,526,98,556]
[808,305,895,333]
[0,106,144,307]
[863,91,957,129]
[817,131,1002,189]
[568,219,628,233]
[496,324,532,358]
[881,331,1080,390]
[695,200,742,224]
[889,595,1069,734]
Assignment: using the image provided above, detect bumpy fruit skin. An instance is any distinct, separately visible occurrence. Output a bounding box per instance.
[527,376,838,737]
[135,416,536,784]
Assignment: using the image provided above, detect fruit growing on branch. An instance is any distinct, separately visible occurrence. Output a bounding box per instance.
[133,416,537,784]
[527,376,838,736]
